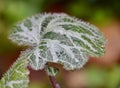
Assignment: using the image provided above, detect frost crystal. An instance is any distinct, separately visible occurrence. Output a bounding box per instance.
[9,13,106,70]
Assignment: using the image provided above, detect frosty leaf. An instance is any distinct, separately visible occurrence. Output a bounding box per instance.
[9,13,106,70]
[0,56,29,88]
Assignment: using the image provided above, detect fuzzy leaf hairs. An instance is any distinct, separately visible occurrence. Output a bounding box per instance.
[0,54,29,88]
[0,13,106,88]
[9,13,106,71]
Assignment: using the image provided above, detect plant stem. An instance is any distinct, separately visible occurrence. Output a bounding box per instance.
[48,75,60,88]
[45,65,60,88]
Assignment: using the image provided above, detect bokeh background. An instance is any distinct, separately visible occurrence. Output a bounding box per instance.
[0,0,120,88]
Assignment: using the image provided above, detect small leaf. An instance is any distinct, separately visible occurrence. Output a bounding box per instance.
[0,55,29,88]
[45,66,59,76]
[9,13,106,70]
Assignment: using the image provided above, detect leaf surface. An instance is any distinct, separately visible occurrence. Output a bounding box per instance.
[9,13,106,70]
[0,56,29,88]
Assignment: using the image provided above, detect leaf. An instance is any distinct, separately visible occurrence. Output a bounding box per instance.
[27,40,88,70]
[0,55,29,88]
[45,66,59,76]
[9,13,106,70]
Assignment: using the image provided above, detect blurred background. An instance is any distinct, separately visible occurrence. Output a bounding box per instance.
[0,0,120,88]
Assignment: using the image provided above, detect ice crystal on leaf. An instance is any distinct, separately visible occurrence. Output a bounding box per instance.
[9,13,106,70]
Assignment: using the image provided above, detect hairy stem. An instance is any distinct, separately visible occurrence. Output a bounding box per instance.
[48,75,60,88]
[45,65,60,88]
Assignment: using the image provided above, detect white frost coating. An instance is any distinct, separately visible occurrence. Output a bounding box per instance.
[9,13,106,70]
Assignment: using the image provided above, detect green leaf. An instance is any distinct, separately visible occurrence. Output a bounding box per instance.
[45,66,59,76]
[0,55,29,88]
[9,13,106,70]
